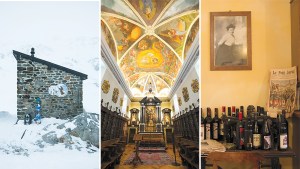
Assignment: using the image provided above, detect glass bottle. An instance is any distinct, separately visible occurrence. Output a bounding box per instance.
[263,118,271,150]
[253,113,261,149]
[201,108,204,141]
[212,108,220,140]
[220,106,226,141]
[279,110,288,150]
[204,107,212,140]
[238,112,244,150]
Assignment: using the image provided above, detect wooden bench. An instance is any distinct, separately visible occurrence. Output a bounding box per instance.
[178,138,199,169]
[101,138,126,169]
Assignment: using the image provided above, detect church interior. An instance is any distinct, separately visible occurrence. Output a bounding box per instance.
[101,0,300,169]
[101,0,199,168]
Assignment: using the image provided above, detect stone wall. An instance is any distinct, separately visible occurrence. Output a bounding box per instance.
[17,57,84,119]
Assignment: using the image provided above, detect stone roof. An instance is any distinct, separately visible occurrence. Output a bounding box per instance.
[13,50,88,80]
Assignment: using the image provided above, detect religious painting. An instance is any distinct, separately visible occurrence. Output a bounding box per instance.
[101,15,144,60]
[163,112,171,125]
[184,18,199,59]
[101,20,117,60]
[182,87,189,102]
[145,106,157,129]
[178,97,182,106]
[120,35,181,79]
[101,80,110,94]
[131,112,138,125]
[191,79,199,93]
[112,88,119,103]
[156,12,198,57]
[127,0,171,25]
[210,11,252,70]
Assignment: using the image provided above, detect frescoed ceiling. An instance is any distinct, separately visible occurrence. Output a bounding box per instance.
[101,0,199,98]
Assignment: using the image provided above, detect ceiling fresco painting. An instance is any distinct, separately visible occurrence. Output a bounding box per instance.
[101,15,144,60]
[156,12,198,58]
[184,18,199,59]
[130,73,172,97]
[158,0,199,23]
[152,75,169,93]
[120,35,182,79]
[127,0,172,25]
[102,0,142,24]
[132,75,148,93]
[101,0,199,98]
[127,72,147,87]
[101,20,117,60]
[155,74,174,87]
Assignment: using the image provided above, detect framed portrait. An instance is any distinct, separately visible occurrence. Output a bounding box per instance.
[210,11,252,71]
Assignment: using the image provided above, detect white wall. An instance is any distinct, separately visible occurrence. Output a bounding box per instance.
[171,63,200,114]
[101,67,130,114]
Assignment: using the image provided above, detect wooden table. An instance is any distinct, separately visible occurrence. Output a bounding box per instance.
[201,149,295,169]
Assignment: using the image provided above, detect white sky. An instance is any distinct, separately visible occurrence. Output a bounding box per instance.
[0,1,100,114]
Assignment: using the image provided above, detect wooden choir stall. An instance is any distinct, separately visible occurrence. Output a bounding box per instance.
[173,104,200,169]
[101,100,128,169]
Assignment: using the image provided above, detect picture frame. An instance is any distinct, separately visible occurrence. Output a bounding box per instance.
[210,11,252,71]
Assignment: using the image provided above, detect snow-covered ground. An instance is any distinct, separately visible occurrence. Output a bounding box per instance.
[0,2,100,168]
[0,112,99,169]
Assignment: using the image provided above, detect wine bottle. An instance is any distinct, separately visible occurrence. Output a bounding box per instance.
[245,113,253,151]
[236,108,239,118]
[205,108,212,140]
[232,106,236,117]
[257,106,261,116]
[238,112,244,150]
[263,118,271,150]
[253,113,261,149]
[228,107,232,116]
[279,110,288,150]
[240,106,244,118]
[201,108,204,141]
[227,107,232,142]
[220,106,226,141]
[212,108,220,140]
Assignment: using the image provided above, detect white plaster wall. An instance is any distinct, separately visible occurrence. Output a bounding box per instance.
[172,64,200,113]
[101,68,130,114]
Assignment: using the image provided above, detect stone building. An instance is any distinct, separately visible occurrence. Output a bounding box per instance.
[13,48,87,119]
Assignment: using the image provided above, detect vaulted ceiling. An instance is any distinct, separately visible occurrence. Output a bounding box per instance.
[101,0,199,98]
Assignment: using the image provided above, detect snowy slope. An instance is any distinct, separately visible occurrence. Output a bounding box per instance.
[0,112,99,169]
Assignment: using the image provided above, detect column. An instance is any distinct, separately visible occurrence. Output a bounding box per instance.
[156,105,160,123]
[156,103,162,132]
[139,103,145,132]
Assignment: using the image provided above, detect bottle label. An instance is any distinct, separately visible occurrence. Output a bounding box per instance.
[240,127,244,146]
[201,124,204,141]
[253,134,261,147]
[220,123,224,135]
[280,134,288,149]
[206,124,210,140]
[263,135,271,149]
[213,123,218,139]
